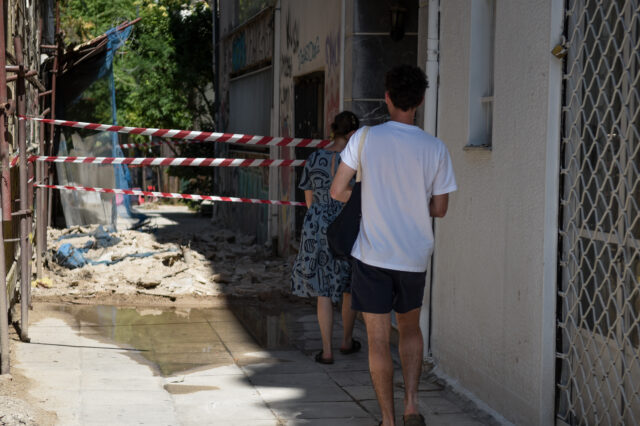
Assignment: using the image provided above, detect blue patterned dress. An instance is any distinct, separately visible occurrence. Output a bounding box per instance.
[291,149,352,303]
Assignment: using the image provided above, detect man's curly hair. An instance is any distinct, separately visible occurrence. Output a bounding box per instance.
[385,65,429,111]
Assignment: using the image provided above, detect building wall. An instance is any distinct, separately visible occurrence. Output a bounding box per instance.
[274,0,341,253]
[278,0,341,139]
[217,3,274,242]
[432,1,559,424]
[215,1,422,253]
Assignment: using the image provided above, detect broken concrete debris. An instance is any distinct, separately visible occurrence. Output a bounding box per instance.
[39,221,292,299]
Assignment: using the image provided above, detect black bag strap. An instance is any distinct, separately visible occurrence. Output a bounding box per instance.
[330,152,338,178]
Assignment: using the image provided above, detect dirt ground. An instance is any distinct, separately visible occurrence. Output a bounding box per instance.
[1,202,301,425]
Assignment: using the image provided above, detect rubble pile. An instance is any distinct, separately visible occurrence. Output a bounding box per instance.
[38,218,293,300]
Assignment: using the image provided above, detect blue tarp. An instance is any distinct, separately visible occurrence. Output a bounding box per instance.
[54,225,170,269]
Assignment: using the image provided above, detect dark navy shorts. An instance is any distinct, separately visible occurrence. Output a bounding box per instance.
[351,258,427,314]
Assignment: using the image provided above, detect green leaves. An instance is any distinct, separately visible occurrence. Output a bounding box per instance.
[62,0,213,131]
[62,0,215,191]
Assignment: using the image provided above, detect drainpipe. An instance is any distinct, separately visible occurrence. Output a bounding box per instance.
[424,0,439,136]
[211,0,220,212]
[269,0,281,250]
[14,36,30,342]
[339,0,345,111]
[424,0,439,358]
[212,0,220,130]
[36,117,44,280]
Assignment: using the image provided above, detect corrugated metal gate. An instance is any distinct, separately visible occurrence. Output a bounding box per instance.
[557,1,640,425]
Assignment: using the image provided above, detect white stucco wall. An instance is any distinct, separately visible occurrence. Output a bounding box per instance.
[432,1,562,424]
[275,0,342,253]
[278,0,342,138]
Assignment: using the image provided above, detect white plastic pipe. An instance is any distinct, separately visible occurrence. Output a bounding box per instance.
[424,0,439,137]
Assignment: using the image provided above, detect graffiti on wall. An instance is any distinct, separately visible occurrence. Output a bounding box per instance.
[232,33,246,71]
[285,10,299,52]
[220,8,273,132]
[324,29,341,136]
[297,37,320,70]
[280,9,299,139]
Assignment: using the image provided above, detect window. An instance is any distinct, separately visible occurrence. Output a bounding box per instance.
[467,0,495,148]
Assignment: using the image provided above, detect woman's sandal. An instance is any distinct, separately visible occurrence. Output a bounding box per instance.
[403,413,426,426]
[314,350,334,364]
[339,338,362,355]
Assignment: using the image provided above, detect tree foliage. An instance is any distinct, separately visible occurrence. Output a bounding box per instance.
[61,0,215,193]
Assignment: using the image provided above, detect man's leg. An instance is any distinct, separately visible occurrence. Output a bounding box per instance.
[363,312,395,426]
[317,296,334,360]
[396,307,423,417]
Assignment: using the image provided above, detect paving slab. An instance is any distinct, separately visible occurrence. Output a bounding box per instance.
[12,303,500,426]
[269,400,371,420]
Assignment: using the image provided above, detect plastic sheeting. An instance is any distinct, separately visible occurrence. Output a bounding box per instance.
[55,23,145,228]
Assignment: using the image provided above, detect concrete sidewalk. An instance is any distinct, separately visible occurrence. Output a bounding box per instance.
[11,303,500,425]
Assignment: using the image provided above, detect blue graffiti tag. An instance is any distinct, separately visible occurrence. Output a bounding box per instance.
[232,33,246,71]
[297,36,320,69]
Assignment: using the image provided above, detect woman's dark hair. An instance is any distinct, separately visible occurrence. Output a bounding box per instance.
[331,111,360,138]
[385,65,429,111]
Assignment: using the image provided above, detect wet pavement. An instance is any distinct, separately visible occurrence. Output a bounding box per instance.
[12,300,498,425]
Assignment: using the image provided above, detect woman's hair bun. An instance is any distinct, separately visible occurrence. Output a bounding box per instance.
[331,111,359,138]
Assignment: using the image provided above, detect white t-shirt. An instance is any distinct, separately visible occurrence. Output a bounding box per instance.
[341,121,457,272]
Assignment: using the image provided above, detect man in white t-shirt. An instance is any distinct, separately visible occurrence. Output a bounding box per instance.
[330,65,457,426]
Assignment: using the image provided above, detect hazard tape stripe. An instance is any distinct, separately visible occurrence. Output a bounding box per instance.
[19,116,332,149]
[36,184,306,207]
[28,155,306,167]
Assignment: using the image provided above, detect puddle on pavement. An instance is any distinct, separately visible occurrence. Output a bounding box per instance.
[50,299,299,376]
[227,297,298,349]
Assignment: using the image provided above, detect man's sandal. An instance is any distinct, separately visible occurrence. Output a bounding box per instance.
[314,350,334,364]
[339,338,361,355]
[403,413,426,426]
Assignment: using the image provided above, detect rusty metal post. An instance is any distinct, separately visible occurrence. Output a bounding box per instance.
[44,2,60,246]
[0,0,11,373]
[0,0,10,222]
[27,160,33,308]
[14,36,30,342]
[0,204,8,374]
[36,119,44,279]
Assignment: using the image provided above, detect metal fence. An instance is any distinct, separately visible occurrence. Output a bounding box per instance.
[557,0,640,424]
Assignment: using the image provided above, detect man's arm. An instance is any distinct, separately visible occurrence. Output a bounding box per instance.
[330,162,357,203]
[430,193,449,218]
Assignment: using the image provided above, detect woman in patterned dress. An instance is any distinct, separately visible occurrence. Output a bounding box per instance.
[291,111,362,364]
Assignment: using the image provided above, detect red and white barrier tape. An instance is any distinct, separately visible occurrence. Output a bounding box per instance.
[28,155,305,167]
[36,184,306,207]
[19,115,332,148]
